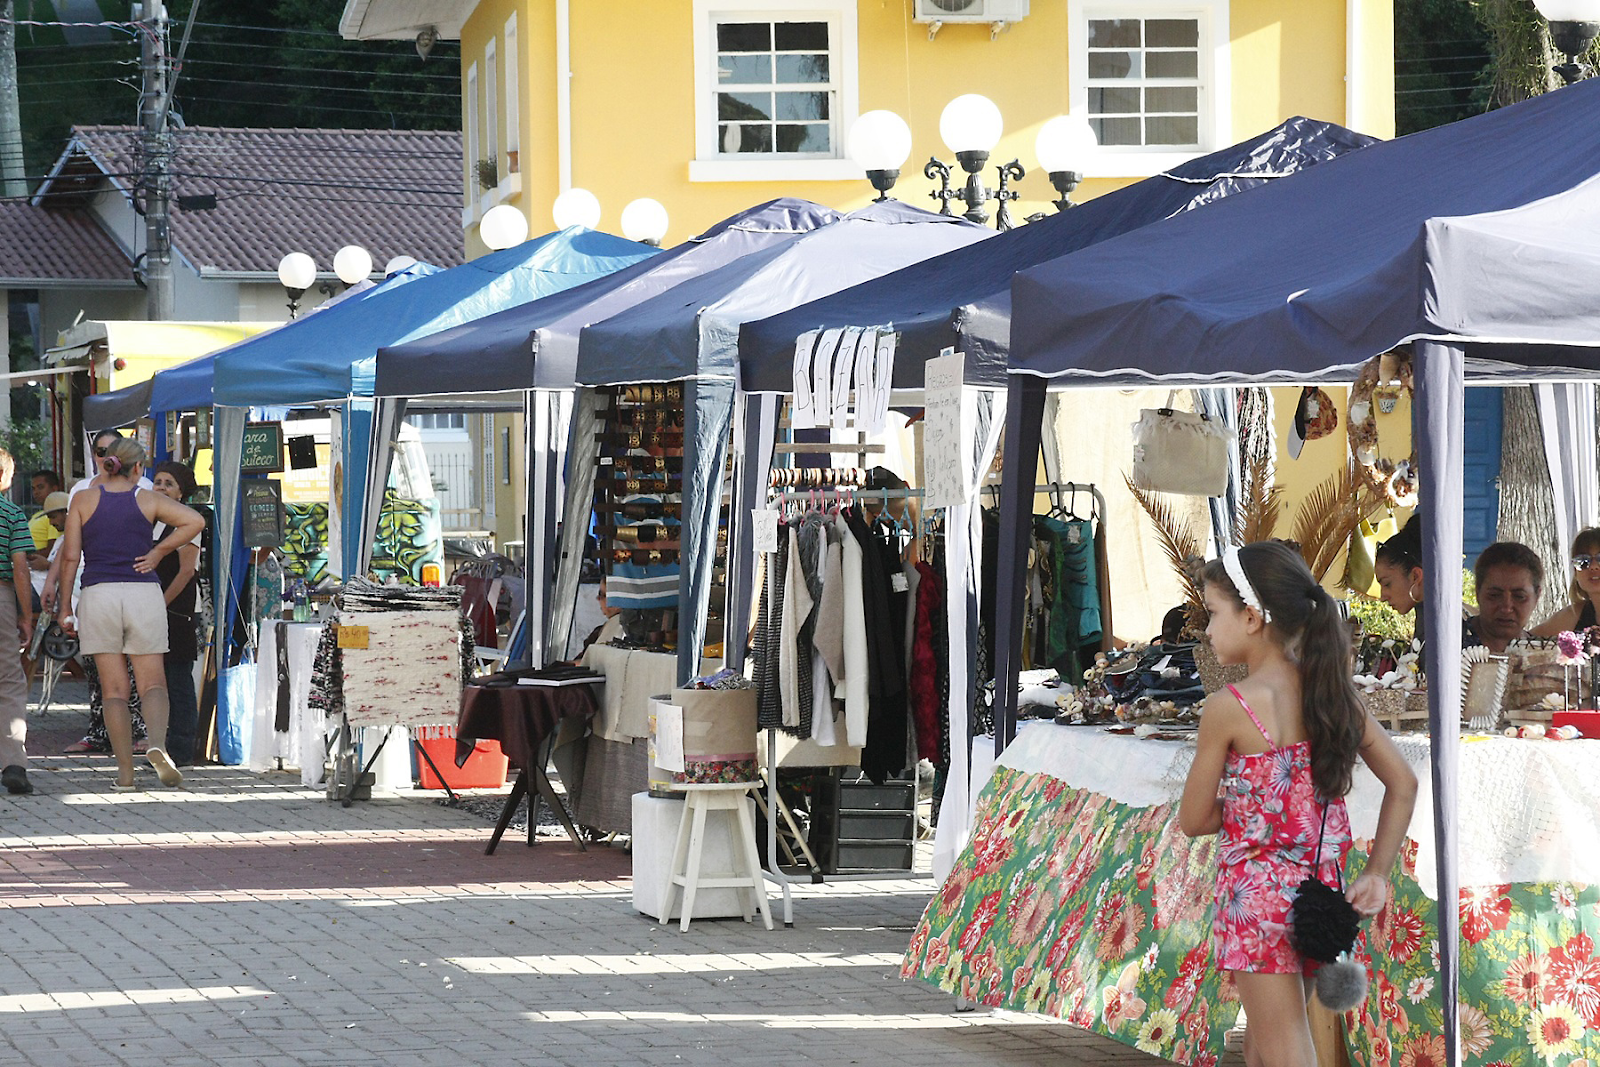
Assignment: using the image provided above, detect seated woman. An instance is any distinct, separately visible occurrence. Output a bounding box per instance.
[1373,515,1426,641]
[1534,527,1600,637]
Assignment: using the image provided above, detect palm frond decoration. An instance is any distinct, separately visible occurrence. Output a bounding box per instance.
[1233,443,1284,546]
[1125,473,1207,628]
[1293,463,1380,584]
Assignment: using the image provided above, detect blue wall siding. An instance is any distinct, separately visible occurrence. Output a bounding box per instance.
[1462,387,1503,566]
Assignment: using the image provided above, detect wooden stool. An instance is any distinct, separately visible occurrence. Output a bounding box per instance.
[658,782,773,932]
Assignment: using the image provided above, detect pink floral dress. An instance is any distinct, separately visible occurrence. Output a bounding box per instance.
[1213,684,1352,975]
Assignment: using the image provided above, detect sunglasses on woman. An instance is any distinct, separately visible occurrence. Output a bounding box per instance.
[1573,555,1600,571]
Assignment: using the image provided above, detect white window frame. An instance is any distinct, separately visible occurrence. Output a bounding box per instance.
[464,61,480,224]
[1069,0,1230,179]
[690,0,860,183]
[504,14,520,157]
[485,40,499,170]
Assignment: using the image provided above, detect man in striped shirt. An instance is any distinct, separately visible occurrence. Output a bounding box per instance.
[0,449,36,794]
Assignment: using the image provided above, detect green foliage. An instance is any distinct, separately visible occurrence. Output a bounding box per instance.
[1395,0,1491,134]
[1347,591,1417,642]
[13,0,460,185]
[0,418,51,480]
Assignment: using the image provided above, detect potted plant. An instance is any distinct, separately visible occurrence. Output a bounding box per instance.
[475,157,498,190]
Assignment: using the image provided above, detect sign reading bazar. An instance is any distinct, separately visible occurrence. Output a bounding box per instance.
[240,422,284,474]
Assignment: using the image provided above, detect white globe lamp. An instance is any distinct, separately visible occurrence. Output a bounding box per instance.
[480,204,530,251]
[1533,0,1600,82]
[332,244,373,285]
[939,94,1004,157]
[276,251,317,317]
[846,110,914,201]
[1034,115,1098,211]
[552,187,602,231]
[620,198,670,246]
[383,255,418,276]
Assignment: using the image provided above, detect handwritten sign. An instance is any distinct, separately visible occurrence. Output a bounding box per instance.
[923,349,966,509]
[337,625,370,650]
[751,508,780,554]
[240,422,284,474]
[241,479,284,548]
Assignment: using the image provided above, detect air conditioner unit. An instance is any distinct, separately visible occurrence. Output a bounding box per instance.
[913,0,1030,26]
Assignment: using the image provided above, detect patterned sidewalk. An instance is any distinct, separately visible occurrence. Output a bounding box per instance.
[0,682,1186,1067]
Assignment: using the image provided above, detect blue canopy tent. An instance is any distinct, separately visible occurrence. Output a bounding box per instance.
[374,199,841,664]
[731,118,1374,879]
[739,117,1376,390]
[207,228,656,757]
[81,265,441,438]
[568,199,994,683]
[1002,78,1600,1060]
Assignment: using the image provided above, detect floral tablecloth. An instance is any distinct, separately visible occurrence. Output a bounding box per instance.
[902,725,1600,1065]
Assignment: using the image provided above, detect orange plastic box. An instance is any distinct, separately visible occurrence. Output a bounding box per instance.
[417,735,509,790]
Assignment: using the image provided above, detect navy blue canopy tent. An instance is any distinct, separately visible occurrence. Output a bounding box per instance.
[564,199,992,682]
[738,117,1376,390]
[1001,77,1600,1061]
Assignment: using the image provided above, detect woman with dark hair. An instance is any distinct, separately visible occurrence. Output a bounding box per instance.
[150,462,203,765]
[1180,542,1416,1066]
[59,438,204,790]
[1372,515,1425,639]
[1534,527,1600,638]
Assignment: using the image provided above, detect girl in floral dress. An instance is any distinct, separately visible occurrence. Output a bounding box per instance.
[1181,541,1417,1067]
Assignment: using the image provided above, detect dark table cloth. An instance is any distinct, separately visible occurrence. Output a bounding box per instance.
[457,682,598,770]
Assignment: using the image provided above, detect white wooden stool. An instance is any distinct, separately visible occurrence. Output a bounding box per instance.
[658,782,773,932]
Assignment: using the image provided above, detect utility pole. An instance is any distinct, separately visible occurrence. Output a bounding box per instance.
[0,0,26,198]
[138,2,174,320]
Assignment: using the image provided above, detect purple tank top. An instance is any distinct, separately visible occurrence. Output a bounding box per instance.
[81,487,159,587]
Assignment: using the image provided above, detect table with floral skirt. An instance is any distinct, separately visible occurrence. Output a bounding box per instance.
[902,722,1600,1065]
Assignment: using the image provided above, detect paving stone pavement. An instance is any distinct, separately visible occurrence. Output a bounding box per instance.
[0,679,1201,1067]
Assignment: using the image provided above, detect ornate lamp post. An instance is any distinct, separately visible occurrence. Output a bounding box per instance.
[276,251,316,318]
[1534,0,1600,83]
[332,244,374,288]
[846,110,914,201]
[1034,115,1099,212]
[926,94,1025,229]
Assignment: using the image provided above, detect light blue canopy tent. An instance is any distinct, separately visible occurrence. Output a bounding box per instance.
[206,228,657,758]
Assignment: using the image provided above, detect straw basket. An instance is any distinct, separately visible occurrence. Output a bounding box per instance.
[1364,688,1430,732]
[1195,638,1248,695]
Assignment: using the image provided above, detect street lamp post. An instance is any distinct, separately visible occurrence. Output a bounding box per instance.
[1034,115,1099,212]
[926,94,1025,229]
[276,251,316,318]
[846,110,914,201]
[1535,0,1600,83]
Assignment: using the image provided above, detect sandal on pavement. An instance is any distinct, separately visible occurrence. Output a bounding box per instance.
[132,740,149,755]
[111,782,139,792]
[63,739,102,754]
[146,748,182,788]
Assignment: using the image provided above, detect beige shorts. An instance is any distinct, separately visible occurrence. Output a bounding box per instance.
[78,582,169,656]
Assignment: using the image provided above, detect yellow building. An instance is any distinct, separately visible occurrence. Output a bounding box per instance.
[343,0,1394,254]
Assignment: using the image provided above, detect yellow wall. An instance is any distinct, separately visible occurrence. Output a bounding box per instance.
[459,0,1396,252]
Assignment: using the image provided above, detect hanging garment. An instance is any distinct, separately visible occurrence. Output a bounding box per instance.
[837,514,870,747]
[795,513,828,739]
[754,536,788,731]
[779,525,812,731]
[850,509,909,785]
[813,530,846,686]
[909,560,944,763]
[929,540,952,768]
[1036,515,1103,679]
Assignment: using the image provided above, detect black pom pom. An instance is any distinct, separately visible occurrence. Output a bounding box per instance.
[1289,877,1362,963]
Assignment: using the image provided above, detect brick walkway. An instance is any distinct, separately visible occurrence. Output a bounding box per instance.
[0,681,1197,1067]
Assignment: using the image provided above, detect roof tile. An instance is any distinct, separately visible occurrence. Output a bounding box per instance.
[0,202,132,285]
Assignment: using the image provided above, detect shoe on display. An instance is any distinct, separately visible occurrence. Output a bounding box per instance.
[1,765,30,794]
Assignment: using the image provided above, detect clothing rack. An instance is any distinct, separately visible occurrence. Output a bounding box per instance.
[981,480,1107,525]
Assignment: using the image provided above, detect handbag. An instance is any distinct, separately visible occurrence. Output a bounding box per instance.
[1130,401,1234,497]
[1289,801,1362,963]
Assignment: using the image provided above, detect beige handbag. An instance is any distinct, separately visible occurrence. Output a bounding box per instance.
[1130,402,1234,497]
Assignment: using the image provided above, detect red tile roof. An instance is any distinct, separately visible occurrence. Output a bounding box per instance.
[52,125,464,276]
[0,202,133,287]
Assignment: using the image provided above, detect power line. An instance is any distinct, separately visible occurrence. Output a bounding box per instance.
[174,74,458,99]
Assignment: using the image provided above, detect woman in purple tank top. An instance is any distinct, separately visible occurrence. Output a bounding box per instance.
[58,438,204,791]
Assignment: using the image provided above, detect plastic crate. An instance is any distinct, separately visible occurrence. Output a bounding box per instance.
[417,736,508,790]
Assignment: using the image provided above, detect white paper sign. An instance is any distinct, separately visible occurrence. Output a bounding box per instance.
[751,508,781,554]
[923,348,966,509]
[791,330,819,429]
[650,698,685,773]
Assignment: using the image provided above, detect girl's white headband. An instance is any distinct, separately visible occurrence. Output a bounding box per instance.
[1223,547,1271,624]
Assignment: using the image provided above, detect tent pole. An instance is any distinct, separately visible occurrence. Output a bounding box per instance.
[991,375,1046,756]
[1414,340,1463,1067]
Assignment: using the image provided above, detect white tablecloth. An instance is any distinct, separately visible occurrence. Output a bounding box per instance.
[999,723,1600,897]
[250,622,324,786]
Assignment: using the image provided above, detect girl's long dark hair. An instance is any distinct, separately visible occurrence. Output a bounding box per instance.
[1203,541,1366,797]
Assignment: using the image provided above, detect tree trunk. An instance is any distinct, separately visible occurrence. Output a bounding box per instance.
[1498,387,1566,621]
[0,0,27,198]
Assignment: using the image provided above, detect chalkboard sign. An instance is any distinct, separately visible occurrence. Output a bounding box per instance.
[242,480,284,548]
[241,422,284,474]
